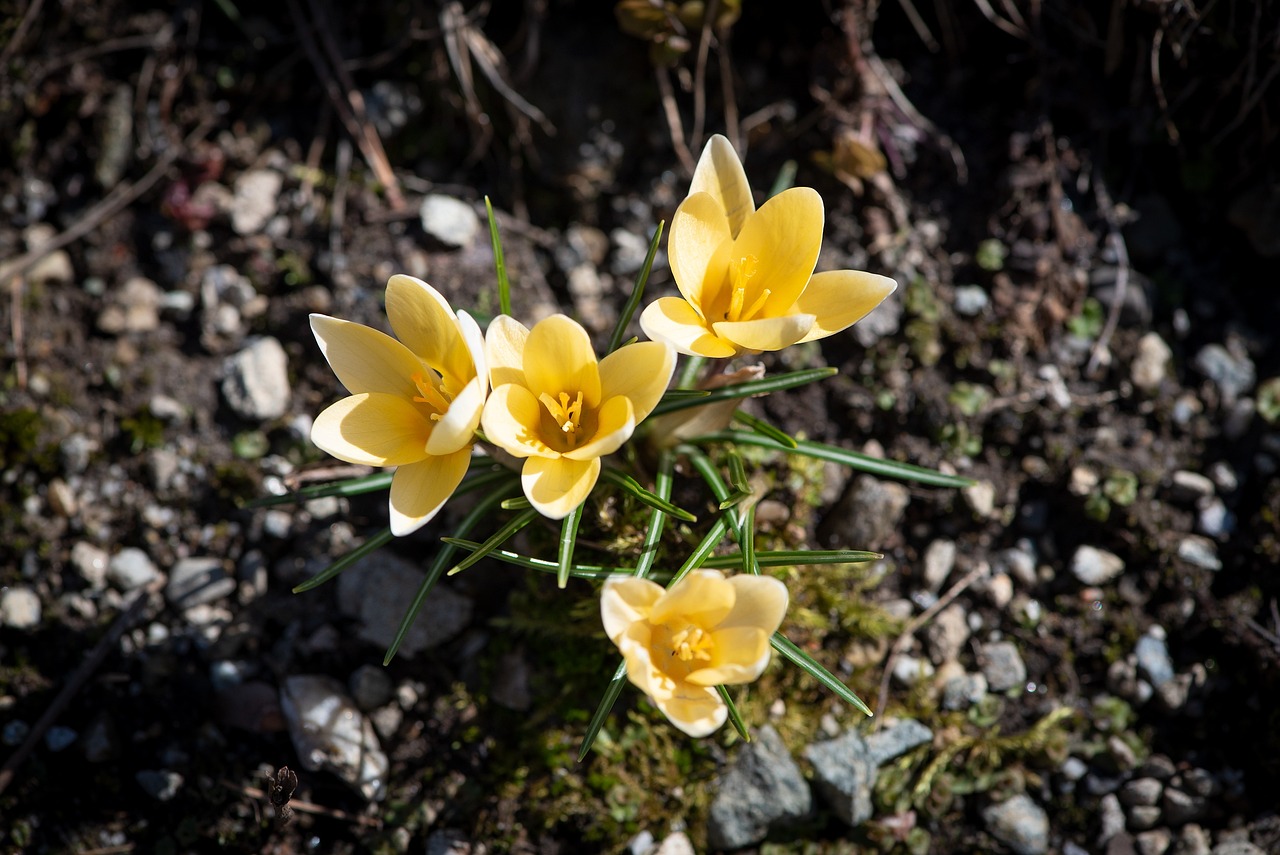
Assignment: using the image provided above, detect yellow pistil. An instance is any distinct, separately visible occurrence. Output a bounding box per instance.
[670,625,714,662]
[724,255,771,322]
[538,390,584,435]
[411,372,451,420]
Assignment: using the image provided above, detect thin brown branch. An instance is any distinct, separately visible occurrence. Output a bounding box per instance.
[655,63,697,175]
[1086,173,1130,380]
[689,0,719,153]
[718,27,741,154]
[0,0,46,70]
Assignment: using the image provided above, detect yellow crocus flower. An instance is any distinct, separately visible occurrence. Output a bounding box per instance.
[601,569,789,737]
[481,314,675,520]
[309,275,487,536]
[640,134,898,357]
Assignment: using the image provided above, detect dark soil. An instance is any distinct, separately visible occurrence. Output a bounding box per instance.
[2,1,1279,853]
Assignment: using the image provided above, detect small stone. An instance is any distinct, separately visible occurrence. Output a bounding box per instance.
[921,539,956,592]
[420,194,480,249]
[70,542,110,589]
[222,336,291,420]
[165,557,236,608]
[149,394,188,422]
[349,665,394,711]
[865,718,932,764]
[982,793,1049,855]
[708,726,811,848]
[23,224,75,285]
[1175,824,1211,855]
[1170,471,1215,502]
[280,675,388,800]
[1131,332,1173,392]
[47,478,78,518]
[978,641,1027,692]
[941,672,987,710]
[1098,792,1126,845]
[823,475,910,550]
[136,770,184,801]
[1136,828,1173,855]
[953,285,989,316]
[45,726,77,752]
[1197,498,1234,539]
[1176,536,1221,570]
[231,169,283,235]
[608,227,651,275]
[924,603,969,665]
[1071,545,1126,586]
[1120,777,1163,807]
[804,729,875,826]
[963,479,996,517]
[983,572,1014,608]
[1128,805,1162,831]
[336,551,473,656]
[0,587,41,628]
[490,650,533,712]
[107,547,161,590]
[891,653,935,686]
[425,829,476,855]
[653,831,695,855]
[60,434,97,474]
[1194,343,1255,402]
[1135,628,1174,688]
[1060,756,1088,782]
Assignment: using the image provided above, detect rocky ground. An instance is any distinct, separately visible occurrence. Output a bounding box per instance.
[2,1,1279,853]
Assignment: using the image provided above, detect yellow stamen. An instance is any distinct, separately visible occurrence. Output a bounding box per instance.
[411,372,451,420]
[724,255,770,322]
[670,626,714,662]
[538,391,584,435]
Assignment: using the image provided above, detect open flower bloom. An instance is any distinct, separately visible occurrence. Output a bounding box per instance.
[310,275,487,536]
[601,569,789,737]
[640,134,899,357]
[481,314,675,520]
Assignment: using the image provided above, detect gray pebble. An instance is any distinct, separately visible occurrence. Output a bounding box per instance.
[1177,537,1222,570]
[981,793,1049,855]
[823,475,910,549]
[924,603,969,665]
[231,169,283,235]
[1176,824,1211,855]
[1209,842,1266,855]
[866,718,932,765]
[420,194,480,249]
[953,284,989,316]
[978,640,1027,692]
[941,672,988,710]
[708,726,811,848]
[1098,792,1126,845]
[1,586,41,628]
[281,675,388,800]
[222,336,291,420]
[136,769,184,801]
[107,547,161,590]
[45,725,77,752]
[921,539,956,592]
[1071,545,1126,585]
[804,729,876,826]
[1170,470,1215,502]
[1135,628,1174,688]
[336,551,473,656]
[1128,804,1161,830]
[1197,498,1234,539]
[1135,828,1172,855]
[1131,332,1173,392]
[1161,787,1207,824]
[1193,343,1255,402]
[349,664,394,711]
[165,557,236,608]
[608,227,651,275]
[1120,776,1164,807]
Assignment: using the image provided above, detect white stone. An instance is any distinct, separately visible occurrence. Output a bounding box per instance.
[419,194,479,248]
[222,336,291,420]
[1071,545,1126,586]
[1,587,41,628]
[231,169,283,235]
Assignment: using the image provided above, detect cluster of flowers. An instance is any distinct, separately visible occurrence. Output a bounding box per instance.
[305,136,898,738]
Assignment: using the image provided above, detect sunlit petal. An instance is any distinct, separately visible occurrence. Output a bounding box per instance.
[713,313,814,353]
[598,341,676,421]
[722,575,790,632]
[563,395,634,460]
[794,270,899,343]
[668,192,734,309]
[387,447,472,536]
[311,393,431,466]
[690,134,755,238]
[485,315,529,390]
[601,577,664,641]
[521,455,600,519]
[524,315,601,407]
[384,274,470,382]
[640,297,738,358]
[310,314,422,397]
[425,374,485,455]
[481,384,557,459]
[656,688,727,738]
[455,310,488,394]
[731,187,824,314]
[686,627,771,685]
[649,569,735,628]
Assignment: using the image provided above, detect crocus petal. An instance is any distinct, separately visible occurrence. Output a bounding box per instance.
[713,313,814,353]
[310,314,423,398]
[689,134,755,238]
[387,447,472,536]
[485,315,529,390]
[598,341,676,422]
[640,297,738,358]
[523,315,602,407]
[649,569,735,628]
[384,275,472,383]
[656,687,727,738]
[425,374,485,456]
[311,393,432,466]
[456,310,488,395]
[668,192,734,309]
[721,575,790,632]
[794,270,899,343]
[686,627,772,686]
[563,395,634,461]
[731,186,824,315]
[521,455,601,519]
[601,577,664,642]
[481,384,558,459]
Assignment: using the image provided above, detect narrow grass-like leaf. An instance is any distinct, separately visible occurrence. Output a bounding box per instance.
[717,685,751,741]
[700,549,881,569]
[441,539,625,578]
[656,388,711,406]
[741,503,756,576]
[717,450,751,509]
[768,159,797,199]
[651,368,837,416]
[247,470,394,508]
[601,467,697,523]
[678,444,750,558]
[634,449,677,579]
[485,196,512,316]
[606,221,664,354]
[448,507,540,576]
[579,660,628,761]
[501,496,532,510]
[692,431,975,488]
[732,410,798,449]
[292,527,394,593]
[669,516,730,587]
[771,633,873,717]
[676,354,707,390]
[383,484,518,664]
[557,503,585,589]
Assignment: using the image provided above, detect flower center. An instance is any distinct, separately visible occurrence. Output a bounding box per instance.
[539,391,584,438]
[411,372,452,421]
[669,625,714,663]
[724,254,771,322]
